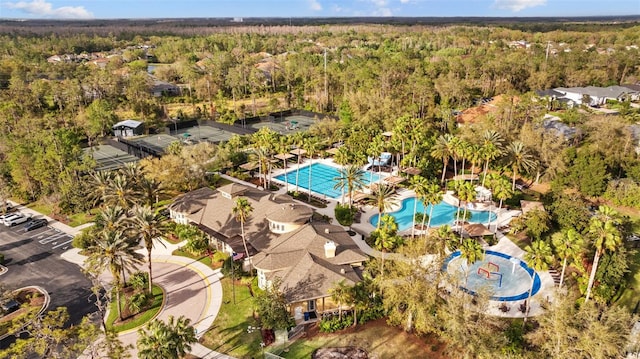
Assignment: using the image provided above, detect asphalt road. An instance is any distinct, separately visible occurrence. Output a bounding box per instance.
[0,217,96,349]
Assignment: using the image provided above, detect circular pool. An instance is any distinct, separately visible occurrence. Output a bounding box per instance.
[444,250,541,301]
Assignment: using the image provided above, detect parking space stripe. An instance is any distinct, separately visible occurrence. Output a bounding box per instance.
[39,232,68,244]
[51,239,73,250]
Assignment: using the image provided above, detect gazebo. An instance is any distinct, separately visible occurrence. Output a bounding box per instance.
[463,223,495,241]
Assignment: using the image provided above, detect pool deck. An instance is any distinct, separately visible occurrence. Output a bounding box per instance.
[229,159,555,318]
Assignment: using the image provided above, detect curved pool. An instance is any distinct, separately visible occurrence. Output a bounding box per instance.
[444,250,541,301]
[369,197,496,231]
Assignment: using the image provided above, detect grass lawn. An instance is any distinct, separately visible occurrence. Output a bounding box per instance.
[200,277,263,359]
[106,285,164,333]
[26,201,95,227]
[279,318,446,358]
[171,249,214,268]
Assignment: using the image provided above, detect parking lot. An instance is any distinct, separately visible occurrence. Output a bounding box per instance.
[0,211,95,348]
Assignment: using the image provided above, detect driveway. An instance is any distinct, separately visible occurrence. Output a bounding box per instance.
[116,257,223,357]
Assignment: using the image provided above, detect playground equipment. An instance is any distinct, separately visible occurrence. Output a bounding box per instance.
[477,262,503,288]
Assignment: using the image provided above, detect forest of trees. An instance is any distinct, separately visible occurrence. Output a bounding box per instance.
[1,19,640,358]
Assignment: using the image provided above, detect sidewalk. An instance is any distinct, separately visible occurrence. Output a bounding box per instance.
[6,199,94,236]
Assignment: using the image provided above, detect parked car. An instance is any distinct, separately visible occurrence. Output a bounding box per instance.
[4,213,30,226]
[0,213,20,223]
[1,299,20,315]
[25,218,48,232]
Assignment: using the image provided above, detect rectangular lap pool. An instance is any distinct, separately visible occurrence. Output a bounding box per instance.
[274,163,380,199]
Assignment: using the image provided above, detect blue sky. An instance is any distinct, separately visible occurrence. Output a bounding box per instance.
[0,0,638,19]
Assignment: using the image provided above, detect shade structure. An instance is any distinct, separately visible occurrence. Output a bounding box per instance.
[384,176,406,185]
[520,200,546,215]
[381,131,393,137]
[290,148,307,156]
[274,153,295,161]
[325,147,340,155]
[348,191,370,203]
[451,174,479,181]
[239,162,259,171]
[402,167,421,176]
[463,223,493,237]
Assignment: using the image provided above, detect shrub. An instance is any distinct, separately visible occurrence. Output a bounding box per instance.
[212,251,228,263]
[72,229,96,249]
[334,204,356,226]
[319,315,354,333]
[128,271,149,292]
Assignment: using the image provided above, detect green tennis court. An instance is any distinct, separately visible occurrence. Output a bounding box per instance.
[84,145,139,172]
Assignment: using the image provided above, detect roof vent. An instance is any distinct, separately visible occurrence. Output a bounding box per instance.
[324,240,337,258]
[340,268,345,274]
[325,228,330,234]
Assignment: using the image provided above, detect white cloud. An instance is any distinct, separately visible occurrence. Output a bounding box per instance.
[399,0,411,3]
[373,7,393,16]
[493,0,546,12]
[309,0,322,11]
[4,0,93,19]
[370,0,389,6]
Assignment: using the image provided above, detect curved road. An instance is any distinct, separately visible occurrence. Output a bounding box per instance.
[118,257,223,357]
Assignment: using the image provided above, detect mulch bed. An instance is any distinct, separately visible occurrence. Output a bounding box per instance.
[313,346,368,359]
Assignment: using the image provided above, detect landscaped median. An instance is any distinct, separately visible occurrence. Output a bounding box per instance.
[0,286,50,340]
[105,272,165,334]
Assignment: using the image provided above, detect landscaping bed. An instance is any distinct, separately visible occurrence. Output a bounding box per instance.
[0,288,45,337]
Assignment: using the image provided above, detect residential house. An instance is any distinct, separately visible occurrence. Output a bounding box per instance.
[151,78,180,97]
[541,114,579,142]
[553,86,639,106]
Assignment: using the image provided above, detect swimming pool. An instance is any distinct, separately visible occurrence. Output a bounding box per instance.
[444,250,541,301]
[274,163,381,199]
[369,197,496,230]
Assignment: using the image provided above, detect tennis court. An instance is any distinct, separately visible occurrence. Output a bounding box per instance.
[274,162,380,199]
[84,145,139,171]
[248,114,318,134]
[129,134,179,154]
[174,125,238,143]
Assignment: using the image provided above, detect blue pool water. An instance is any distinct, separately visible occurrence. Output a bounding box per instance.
[369,197,496,230]
[274,163,381,199]
[444,250,541,301]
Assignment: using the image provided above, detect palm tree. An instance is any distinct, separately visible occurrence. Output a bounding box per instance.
[365,183,398,229]
[128,205,168,293]
[103,173,139,210]
[485,174,513,231]
[408,175,429,238]
[506,141,537,191]
[454,138,470,178]
[95,205,127,233]
[137,315,197,359]
[334,165,365,207]
[480,130,504,187]
[424,182,443,232]
[551,228,584,288]
[468,143,482,184]
[88,170,113,206]
[374,214,402,283]
[459,238,484,282]
[274,136,291,192]
[232,197,254,271]
[138,177,165,207]
[329,280,353,321]
[303,136,320,202]
[585,206,622,303]
[290,131,306,192]
[431,134,455,184]
[85,230,144,320]
[523,239,553,321]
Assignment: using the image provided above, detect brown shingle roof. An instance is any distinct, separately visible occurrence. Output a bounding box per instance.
[265,203,314,224]
[169,187,216,214]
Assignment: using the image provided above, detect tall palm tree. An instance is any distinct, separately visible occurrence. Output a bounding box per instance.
[523,240,553,321]
[431,134,455,184]
[128,205,168,293]
[365,183,398,229]
[334,165,365,207]
[137,315,197,359]
[459,238,484,282]
[480,130,504,187]
[551,228,584,288]
[468,143,482,184]
[303,137,320,202]
[374,214,402,284]
[274,136,291,192]
[232,197,254,271]
[585,206,622,303]
[290,131,306,192]
[89,170,113,206]
[454,138,470,178]
[424,182,444,232]
[104,173,139,210]
[408,175,429,238]
[85,230,144,320]
[138,177,165,208]
[506,141,537,191]
[95,205,127,233]
[485,174,513,231]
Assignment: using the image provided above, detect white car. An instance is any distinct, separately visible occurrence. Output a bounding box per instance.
[0,213,20,223]
[4,213,30,226]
